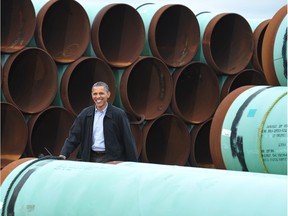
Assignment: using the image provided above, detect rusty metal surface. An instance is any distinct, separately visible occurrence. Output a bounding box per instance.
[35,0,90,63]
[2,47,58,114]
[1,102,28,169]
[120,56,173,121]
[171,62,220,124]
[209,86,253,169]
[189,118,214,168]
[203,13,254,75]
[27,106,75,157]
[261,5,287,85]
[252,19,270,72]
[60,57,116,116]
[91,4,145,67]
[1,0,36,53]
[141,114,190,165]
[220,69,268,100]
[148,4,200,67]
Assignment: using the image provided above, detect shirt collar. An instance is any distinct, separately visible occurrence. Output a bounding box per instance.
[95,103,108,114]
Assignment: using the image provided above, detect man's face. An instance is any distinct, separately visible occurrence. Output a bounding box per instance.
[91,86,110,111]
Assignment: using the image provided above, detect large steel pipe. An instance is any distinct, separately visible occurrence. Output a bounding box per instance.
[171,62,219,124]
[189,118,214,168]
[31,0,90,63]
[2,47,58,114]
[1,159,287,216]
[210,86,287,174]
[116,56,173,121]
[141,114,190,165]
[196,12,254,75]
[27,106,76,158]
[219,68,268,100]
[262,5,287,86]
[58,57,116,116]
[1,0,36,53]
[0,102,28,168]
[90,3,145,67]
[137,4,200,68]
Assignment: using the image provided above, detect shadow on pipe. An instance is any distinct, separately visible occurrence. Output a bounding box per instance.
[219,68,268,100]
[118,56,173,121]
[1,0,36,53]
[60,57,116,116]
[27,106,76,158]
[2,47,58,114]
[137,4,200,67]
[1,102,28,168]
[171,62,219,124]
[202,13,254,74]
[91,4,145,67]
[141,114,190,165]
[34,0,90,63]
[189,118,214,168]
[251,20,270,72]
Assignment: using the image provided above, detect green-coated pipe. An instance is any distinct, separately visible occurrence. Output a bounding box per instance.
[30,0,91,63]
[1,0,36,53]
[220,86,287,174]
[136,3,200,68]
[1,47,58,114]
[1,158,287,216]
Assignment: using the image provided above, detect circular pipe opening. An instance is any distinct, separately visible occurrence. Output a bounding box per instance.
[27,106,75,157]
[120,56,173,120]
[35,0,90,63]
[60,57,116,116]
[141,114,190,165]
[262,5,287,85]
[203,13,254,74]
[149,4,200,67]
[220,69,268,100]
[92,4,145,67]
[209,86,253,169]
[1,102,28,168]
[1,0,36,53]
[189,118,214,168]
[252,20,270,72]
[2,47,58,114]
[171,62,220,124]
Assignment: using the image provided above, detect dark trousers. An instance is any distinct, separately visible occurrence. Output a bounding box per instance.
[90,151,106,162]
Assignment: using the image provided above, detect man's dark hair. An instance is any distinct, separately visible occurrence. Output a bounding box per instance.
[92,81,109,92]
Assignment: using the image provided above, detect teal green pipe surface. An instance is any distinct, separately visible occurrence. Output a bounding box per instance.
[273,15,287,86]
[221,86,287,174]
[1,158,287,216]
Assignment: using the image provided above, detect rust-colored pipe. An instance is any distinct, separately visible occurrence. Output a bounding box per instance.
[171,62,220,124]
[251,20,270,72]
[118,56,173,121]
[2,47,58,114]
[202,13,254,75]
[137,4,200,68]
[33,0,90,63]
[189,118,214,168]
[141,114,190,165]
[91,4,145,67]
[27,106,76,157]
[262,5,287,86]
[60,57,116,116]
[220,69,268,100]
[1,102,28,169]
[209,86,253,169]
[1,0,36,53]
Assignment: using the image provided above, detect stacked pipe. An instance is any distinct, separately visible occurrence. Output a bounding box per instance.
[1,0,287,174]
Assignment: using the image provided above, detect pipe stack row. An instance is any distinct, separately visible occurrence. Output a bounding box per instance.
[1,0,287,174]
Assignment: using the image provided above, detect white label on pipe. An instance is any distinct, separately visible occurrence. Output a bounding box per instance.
[222,128,231,137]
